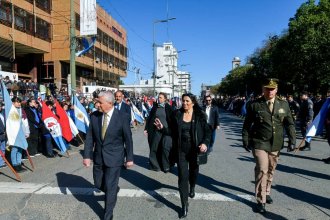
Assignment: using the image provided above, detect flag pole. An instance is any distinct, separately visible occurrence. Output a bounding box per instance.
[25,149,35,170]
[77,133,85,145]
[294,138,306,153]
[0,150,21,182]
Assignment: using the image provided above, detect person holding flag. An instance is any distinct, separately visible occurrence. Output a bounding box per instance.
[9,97,30,172]
[42,100,68,155]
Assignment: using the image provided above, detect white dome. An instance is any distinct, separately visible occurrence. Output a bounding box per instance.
[233,57,240,61]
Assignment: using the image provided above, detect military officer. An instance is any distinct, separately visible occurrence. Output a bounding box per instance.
[242,78,296,213]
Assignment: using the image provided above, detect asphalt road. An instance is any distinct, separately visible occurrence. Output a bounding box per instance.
[0,109,329,220]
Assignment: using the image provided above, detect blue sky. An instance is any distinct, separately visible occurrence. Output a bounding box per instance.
[99,0,307,95]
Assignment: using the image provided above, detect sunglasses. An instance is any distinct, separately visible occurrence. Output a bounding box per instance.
[206,100,211,102]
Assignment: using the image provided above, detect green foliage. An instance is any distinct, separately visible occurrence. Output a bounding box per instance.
[219,0,330,96]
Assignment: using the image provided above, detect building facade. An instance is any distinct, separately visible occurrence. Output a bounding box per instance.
[0,0,127,94]
[121,42,191,98]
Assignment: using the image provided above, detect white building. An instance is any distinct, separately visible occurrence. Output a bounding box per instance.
[120,42,191,98]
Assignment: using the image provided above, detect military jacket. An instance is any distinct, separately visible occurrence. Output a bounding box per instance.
[242,96,296,152]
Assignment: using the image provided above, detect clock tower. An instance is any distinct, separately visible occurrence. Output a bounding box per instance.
[232,57,241,70]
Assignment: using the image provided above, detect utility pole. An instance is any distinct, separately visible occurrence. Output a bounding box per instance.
[70,0,76,96]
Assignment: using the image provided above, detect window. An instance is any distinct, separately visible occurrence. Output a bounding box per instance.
[109,37,114,50]
[75,13,80,30]
[0,1,12,27]
[35,0,51,13]
[114,41,119,53]
[35,17,51,42]
[14,7,34,35]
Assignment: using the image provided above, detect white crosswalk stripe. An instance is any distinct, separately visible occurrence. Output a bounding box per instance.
[0,182,253,202]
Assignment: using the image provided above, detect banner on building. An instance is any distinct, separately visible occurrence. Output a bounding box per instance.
[80,0,97,36]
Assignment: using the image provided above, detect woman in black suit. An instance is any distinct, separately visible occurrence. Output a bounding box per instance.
[155,93,211,218]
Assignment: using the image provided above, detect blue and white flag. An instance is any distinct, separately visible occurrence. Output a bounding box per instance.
[142,103,149,118]
[306,97,330,143]
[131,103,144,124]
[76,36,96,57]
[1,81,28,150]
[73,95,90,133]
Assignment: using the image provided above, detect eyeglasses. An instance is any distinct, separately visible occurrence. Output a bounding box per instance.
[206,100,211,102]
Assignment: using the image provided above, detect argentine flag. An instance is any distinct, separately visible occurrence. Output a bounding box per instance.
[73,95,90,133]
[306,97,330,143]
[76,36,96,57]
[1,81,28,150]
[131,103,144,124]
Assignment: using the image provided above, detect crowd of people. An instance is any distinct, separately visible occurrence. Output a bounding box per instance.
[1,77,330,219]
[220,89,330,162]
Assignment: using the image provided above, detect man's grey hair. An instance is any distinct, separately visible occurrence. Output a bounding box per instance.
[98,90,115,103]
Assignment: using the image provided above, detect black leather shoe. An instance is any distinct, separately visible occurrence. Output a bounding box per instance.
[14,165,26,173]
[266,195,273,204]
[300,146,311,151]
[46,154,55,158]
[189,187,195,198]
[180,203,188,218]
[255,203,266,213]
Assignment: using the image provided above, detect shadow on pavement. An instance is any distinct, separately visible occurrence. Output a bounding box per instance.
[56,172,104,219]
[236,152,330,181]
[273,184,330,214]
[120,167,181,217]
[280,152,323,162]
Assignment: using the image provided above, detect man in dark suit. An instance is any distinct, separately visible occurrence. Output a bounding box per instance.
[114,90,132,124]
[83,90,134,220]
[203,95,220,154]
[242,78,296,213]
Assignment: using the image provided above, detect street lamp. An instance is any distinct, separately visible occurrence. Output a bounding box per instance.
[153,17,176,97]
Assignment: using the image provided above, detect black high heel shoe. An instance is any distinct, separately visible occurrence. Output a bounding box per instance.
[180,203,188,218]
[189,186,195,198]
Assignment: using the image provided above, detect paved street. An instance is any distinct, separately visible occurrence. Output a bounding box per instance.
[0,109,329,220]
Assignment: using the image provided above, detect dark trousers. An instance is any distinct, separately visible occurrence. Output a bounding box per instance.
[208,126,216,152]
[177,149,199,205]
[300,120,311,147]
[93,165,121,220]
[43,136,54,156]
[149,131,172,170]
[27,130,39,156]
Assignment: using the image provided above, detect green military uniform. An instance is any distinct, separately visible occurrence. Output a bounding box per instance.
[242,96,296,151]
[241,78,296,212]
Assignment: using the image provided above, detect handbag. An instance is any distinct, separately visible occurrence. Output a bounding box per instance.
[197,153,208,165]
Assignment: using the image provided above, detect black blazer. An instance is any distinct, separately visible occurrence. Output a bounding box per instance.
[202,105,220,130]
[118,102,132,122]
[24,106,42,133]
[172,108,211,152]
[83,109,134,167]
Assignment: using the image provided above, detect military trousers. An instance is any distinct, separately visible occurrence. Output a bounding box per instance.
[252,149,279,204]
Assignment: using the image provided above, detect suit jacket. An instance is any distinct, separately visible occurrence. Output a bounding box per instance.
[24,106,41,135]
[172,108,211,152]
[242,96,296,152]
[83,109,133,167]
[202,105,220,130]
[117,102,132,123]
